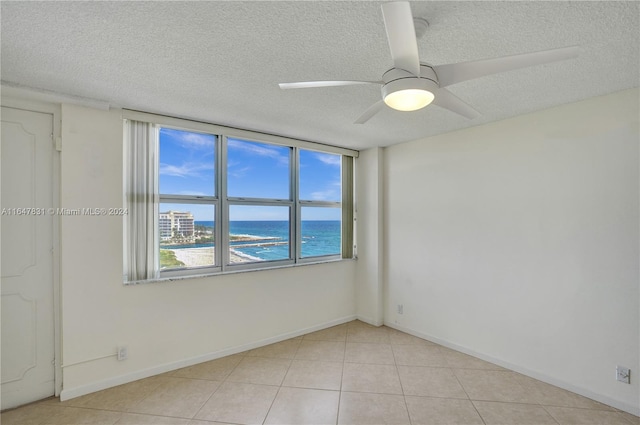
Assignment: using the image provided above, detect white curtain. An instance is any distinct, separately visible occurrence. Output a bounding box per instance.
[124,120,159,282]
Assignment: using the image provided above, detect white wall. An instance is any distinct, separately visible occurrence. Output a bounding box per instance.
[355,147,384,325]
[59,104,356,399]
[384,89,639,414]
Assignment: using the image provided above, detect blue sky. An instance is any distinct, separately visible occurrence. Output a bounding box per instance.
[159,128,341,221]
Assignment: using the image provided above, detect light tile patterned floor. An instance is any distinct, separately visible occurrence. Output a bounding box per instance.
[2,320,638,425]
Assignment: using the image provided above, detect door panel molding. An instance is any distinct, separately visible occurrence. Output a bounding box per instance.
[0,293,37,384]
[1,120,37,277]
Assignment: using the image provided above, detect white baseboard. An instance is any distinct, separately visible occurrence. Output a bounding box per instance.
[384,322,640,417]
[355,314,383,327]
[60,314,356,401]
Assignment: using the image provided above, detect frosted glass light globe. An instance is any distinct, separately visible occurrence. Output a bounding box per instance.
[384,89,434,111]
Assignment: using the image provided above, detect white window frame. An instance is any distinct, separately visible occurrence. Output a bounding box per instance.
[123,110,357,282]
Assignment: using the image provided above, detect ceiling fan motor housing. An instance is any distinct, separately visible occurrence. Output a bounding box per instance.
[382,65,439,111]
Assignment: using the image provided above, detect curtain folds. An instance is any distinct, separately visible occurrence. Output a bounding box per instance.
[124,120,159,282]
[341,155,355,259]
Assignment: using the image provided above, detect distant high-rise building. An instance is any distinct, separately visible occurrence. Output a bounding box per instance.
[159,211,195,243]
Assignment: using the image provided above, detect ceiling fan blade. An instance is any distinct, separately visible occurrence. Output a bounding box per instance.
[355,100,385,124]
[279,81,381,90]
[432,88,481,120]
[381,2,421,76]
[434,46,580,88]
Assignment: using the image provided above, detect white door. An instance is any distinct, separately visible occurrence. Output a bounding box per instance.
[1,106,55,410]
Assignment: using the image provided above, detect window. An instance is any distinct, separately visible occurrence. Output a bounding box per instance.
[158,128,217,271]
[123,111,356,282]
[299,149,343,258]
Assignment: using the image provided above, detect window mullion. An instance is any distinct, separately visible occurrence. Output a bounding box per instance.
[220,135,229,269]
[227,198,293,207]
[159,196,218,204]
[299,200,341,208]
[293,147,300,262]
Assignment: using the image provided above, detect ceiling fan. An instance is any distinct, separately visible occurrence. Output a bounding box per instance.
[278,1,579,124]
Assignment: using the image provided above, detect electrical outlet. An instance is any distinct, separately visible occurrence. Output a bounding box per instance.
[397,304,403,315]
[616,366,630,384]
[117,346,128,361]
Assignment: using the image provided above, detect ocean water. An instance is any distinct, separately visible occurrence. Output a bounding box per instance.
[161,220,340,261]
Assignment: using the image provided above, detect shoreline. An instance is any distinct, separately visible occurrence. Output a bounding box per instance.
[165,246,255,266]
[160,234,280,249]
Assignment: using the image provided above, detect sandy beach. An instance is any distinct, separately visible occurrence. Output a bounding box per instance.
[168,247,250,266]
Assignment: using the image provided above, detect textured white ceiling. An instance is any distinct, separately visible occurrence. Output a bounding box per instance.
[2,1,638,149]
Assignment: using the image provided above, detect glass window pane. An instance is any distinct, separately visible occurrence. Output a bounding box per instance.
[227,138,290,199]
[301,207,341,258]
[229,205,290,264]
[299,150,341,202]
[159,128,216,196]
[159,203,215,269]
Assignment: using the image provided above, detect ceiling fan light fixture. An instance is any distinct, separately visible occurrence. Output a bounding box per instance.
[384,88,434,111]
[382,77,437,111]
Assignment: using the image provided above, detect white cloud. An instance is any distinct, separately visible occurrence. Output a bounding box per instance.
[310,189,339,201]
[228,166,252,179]
[160,128,215,150]
[228,138,289,165]
[180,132,215,149]
[314,152,341,166]
[307,179,341,201]
[159,161,214,178]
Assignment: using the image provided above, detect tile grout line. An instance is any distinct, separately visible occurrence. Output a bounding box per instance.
[335,323,354,425]
[451,368,488,425]
[115,374,167,416]
[539,404,565,425]
[468,400,489,425]
[338,325,351,425]
[189,379,223,422]
[261,385,283,425]
[190,351,246,422]
[260,337,302,425]
[390,335,414,425]
[540,404,638,425]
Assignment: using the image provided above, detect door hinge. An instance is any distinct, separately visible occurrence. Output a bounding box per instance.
[55,136,62,152]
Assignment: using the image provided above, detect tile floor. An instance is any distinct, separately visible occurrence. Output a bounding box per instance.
[2,320,638,425]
